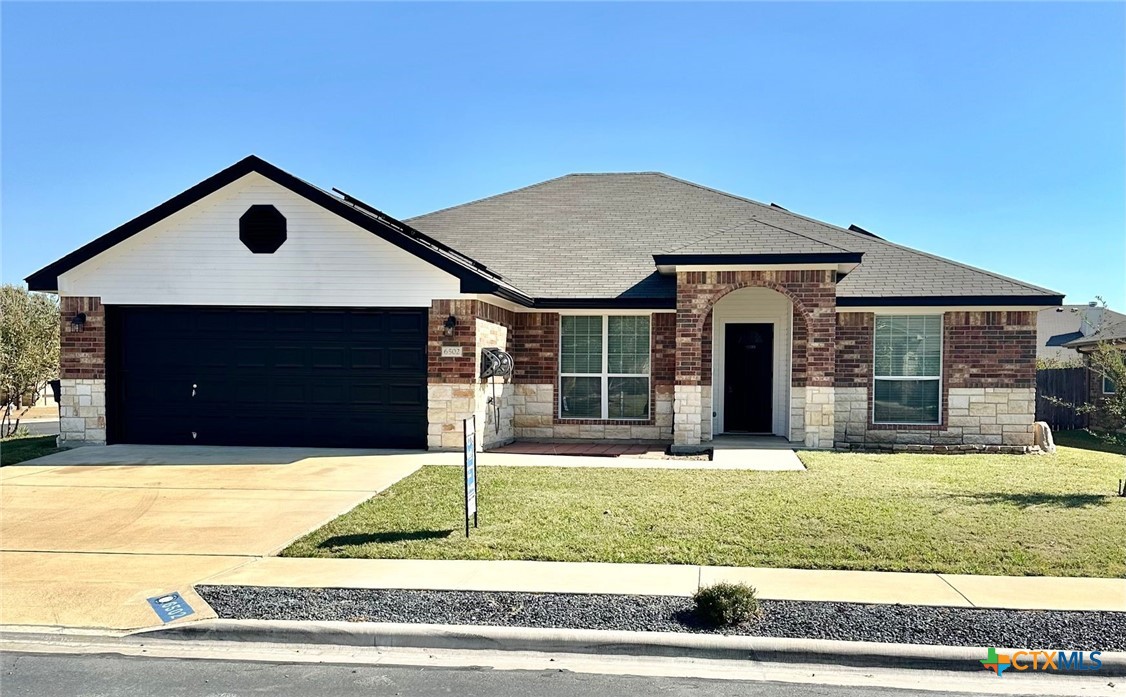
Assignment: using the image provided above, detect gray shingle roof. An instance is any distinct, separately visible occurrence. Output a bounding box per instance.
[664,217,852,256]
[406,172,1061,302]
[1065,319,1126,348]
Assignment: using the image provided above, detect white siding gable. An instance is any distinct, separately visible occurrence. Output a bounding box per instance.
[59,172,464,307]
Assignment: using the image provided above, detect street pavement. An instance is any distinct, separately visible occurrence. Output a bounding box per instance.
[17,419,57,436]
[0,649,1103,697]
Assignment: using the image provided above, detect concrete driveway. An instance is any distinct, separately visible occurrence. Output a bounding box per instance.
[0,445,425,630]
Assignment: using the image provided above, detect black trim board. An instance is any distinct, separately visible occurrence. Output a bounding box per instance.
[529,294,1062,310]
[836,295,1064,307]
[25,155,533,305]
[653,252,864,266]
[532,297,677,310]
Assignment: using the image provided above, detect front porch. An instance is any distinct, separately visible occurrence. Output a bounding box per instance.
[673,269,839,451]
[485,435,805,470]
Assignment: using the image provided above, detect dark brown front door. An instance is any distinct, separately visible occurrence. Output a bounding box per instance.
[724,323,774,433]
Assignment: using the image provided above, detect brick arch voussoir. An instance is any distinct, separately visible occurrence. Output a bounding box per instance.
[693,281,815,335]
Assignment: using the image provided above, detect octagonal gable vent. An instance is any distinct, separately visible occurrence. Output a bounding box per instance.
[239,205,287,253]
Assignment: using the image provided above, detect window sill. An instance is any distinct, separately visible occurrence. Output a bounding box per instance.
[868,421,945,431]
[554,417,655,426]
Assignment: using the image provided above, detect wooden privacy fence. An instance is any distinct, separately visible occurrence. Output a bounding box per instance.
[1036,367,1089,431]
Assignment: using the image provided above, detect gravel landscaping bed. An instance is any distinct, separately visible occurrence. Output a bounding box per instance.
[196,585,1125,651]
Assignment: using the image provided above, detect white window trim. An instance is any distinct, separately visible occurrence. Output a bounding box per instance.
[1104,375,1117,395]
[559,314,652,421]
[872,313,944,426]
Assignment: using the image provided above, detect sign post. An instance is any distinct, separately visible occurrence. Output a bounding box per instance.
[463,415,478,537]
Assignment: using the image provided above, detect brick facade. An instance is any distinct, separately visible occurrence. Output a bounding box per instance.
[508,311,675,441]
[791,306,809,388]
[426,298,516,384]
[426,299,517,449]
[427,299,485,384]
[60,296,106,380]
[512,312,559,383]
[835,313,872,388]
[945,311,1036,388]
[652,312,676,386]
[833,310,1038,451]
[1085,354,1123,433]
[676,270,836,386]
[59,296,107,446]
[55,289,1041,453]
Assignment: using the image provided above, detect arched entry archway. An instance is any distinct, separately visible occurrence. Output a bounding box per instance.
[710,286,795,438]
[673,269,837,449]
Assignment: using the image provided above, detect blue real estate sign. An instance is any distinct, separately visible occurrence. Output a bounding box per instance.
[146,591,194,623]
[464,415,477,536]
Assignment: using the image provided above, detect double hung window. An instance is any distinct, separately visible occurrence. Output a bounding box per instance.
[560,315,651,419]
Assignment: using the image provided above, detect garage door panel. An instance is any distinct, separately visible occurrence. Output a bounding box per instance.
[389,347,424,371]
[274,345,307,367]
[308,383,347,405]
[233,344,270,368]
[386,311,427,334]
[110,306,428,448]
[352,347,387,369]
[389,384,426,406]
[274,311,308,333]
[349,312,386,334]
[310,346,347,368]
[307,312,347,333]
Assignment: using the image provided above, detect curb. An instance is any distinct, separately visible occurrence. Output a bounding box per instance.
[138,619,1126,676]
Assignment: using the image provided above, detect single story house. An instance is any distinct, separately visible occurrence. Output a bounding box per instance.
[27,156,1063,453]
[1037,302,1126,363]
[1065,317,1123,432]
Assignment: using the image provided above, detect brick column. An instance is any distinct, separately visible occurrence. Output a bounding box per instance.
[59,296,106,446]
[426,299,516,451]
[674,272,709,448]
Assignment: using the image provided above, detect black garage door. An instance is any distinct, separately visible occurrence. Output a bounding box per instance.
[107,306,428,448]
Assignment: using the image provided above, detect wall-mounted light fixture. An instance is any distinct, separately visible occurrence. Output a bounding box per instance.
[69,312,87,329]
[443,315,458,337]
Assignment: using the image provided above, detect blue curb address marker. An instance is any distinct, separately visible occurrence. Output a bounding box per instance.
[147,591,194,623]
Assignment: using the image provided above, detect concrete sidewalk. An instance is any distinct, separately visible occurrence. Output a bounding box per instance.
[203,557,1126,612]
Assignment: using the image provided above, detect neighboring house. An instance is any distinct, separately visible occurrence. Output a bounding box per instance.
[1065,318,1124,432]
[1037,303,1126,362]
[26,156,1063,453]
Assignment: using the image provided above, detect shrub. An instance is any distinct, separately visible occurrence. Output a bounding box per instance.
[693,582,761,627]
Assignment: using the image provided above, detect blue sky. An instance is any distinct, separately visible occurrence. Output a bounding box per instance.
[3,2,1123,308]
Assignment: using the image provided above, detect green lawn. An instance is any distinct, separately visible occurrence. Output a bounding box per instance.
[1054,429,1126,456]
[283,446,1126,578]
[0,435,61,466]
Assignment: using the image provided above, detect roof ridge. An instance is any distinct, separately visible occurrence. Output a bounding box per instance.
[730,212,855,255]
[404,173,574,222]
[407,172,674,221]
[664,212,853,255]
[565,171,667,176]
[664,215,762,253]
[651,173,1061,297]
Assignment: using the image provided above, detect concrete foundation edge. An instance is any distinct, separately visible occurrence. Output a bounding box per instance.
[138,619,1126,676]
